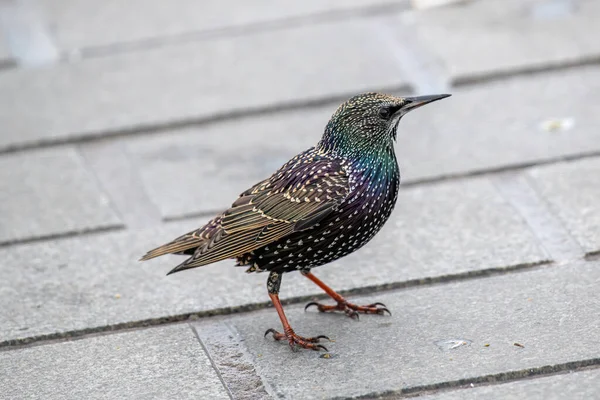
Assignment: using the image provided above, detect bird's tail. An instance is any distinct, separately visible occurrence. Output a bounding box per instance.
[139,217,224,262]
[139,234,202,261]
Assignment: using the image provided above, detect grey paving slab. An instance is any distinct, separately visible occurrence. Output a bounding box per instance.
[410,0,600,82]
[0,177,548,344]
[79,140,163,228]
[0,324,230,400]
[126,110,328,218]
[130,65,600,219]
[194,261,600,399]
[43,0,403,51]
[528,157,600,255]
[0,147,122,244]
[398,65,600,182]
[0,17,407,152]
[419,369,600,400]
[0,31,11,66]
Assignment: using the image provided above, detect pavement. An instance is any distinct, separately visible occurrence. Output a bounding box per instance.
[1,0,599,399]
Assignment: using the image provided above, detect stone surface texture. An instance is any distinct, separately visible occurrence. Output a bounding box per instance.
[126,65,600,216]
[0,18,407,152]
[412,0,600,82]
[398,66,600,182]
[419,369,600,400]
[194,261,600,399]
[0,147,122,244]
[1,0,599,398]
[528,158,600,254]
[0,32,10,64]
[43,0,404,51]
[0,324,230,400]
[0,177,548,344]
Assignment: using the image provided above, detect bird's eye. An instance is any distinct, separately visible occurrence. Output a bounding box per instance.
[378,107,391,120]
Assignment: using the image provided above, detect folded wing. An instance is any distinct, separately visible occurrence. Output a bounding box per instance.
[139,152,350,274]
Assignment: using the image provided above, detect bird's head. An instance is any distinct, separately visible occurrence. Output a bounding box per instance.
[318,92,450,158]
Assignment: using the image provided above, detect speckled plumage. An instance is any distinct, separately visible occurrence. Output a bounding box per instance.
[141,92,450,351]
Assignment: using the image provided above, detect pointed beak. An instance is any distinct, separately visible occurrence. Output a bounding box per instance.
[401,94,451,113]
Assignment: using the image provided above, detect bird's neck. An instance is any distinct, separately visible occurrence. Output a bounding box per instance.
[317,127,357,159]
[351,145,399,181]
[317,132,398,177]
[317,126,395,165]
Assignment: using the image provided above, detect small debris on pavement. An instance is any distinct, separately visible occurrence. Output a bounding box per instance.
[514,342,525,348]
[540,118,575,132]
[320,353,335,359]
[435,339,473,351]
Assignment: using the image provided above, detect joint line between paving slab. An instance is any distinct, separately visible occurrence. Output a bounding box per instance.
[165,150,600,225]
[192,321,275,399]
[2,59,600,157]
[453,55,600,88]
[349,358,600,399]
[0,224,124,248]
[77,142,164,228]
[0,85,411,156]
[375,13,451,93]
[6,148,600,251]
[189,324,234,400]
[0,59,16,70]
[491,172,584,262]
[73,145,129,228]
[400,150,600,188]
[0,259,550,350]
[65,2,411,62]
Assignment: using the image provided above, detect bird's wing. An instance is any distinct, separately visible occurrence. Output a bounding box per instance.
[140,154,350,274]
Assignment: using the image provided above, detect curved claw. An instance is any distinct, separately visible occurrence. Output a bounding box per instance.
[315,335,331,342]
[264,328,278,338]
[314,344,329,352]
[379,307,392,316]
[368,302,387,308]
[304,302,319,311]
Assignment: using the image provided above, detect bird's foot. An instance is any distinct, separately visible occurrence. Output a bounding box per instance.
[305,300,391,319]
[264,328,330,351]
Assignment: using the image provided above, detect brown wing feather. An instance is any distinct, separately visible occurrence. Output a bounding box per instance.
[140,152,349,274]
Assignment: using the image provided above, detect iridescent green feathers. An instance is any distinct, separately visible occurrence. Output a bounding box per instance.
[139,152,349,274]
[317,93,406,158]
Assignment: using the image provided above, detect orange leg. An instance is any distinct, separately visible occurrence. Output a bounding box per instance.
[264,272,329,351]
[302,271,391,319]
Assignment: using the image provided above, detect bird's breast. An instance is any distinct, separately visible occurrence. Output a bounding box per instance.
[339,164,400,235]
[247,158,400,273]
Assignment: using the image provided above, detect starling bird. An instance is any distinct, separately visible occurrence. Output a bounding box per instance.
[140,92,450,351]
